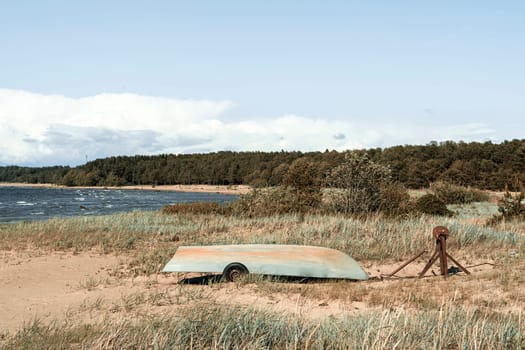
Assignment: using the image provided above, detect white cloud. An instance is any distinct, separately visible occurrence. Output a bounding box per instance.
[0,89,233,165]
[0,89,499,166]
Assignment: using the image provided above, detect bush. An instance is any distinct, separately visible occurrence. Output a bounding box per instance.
[282,157,322,212]
[413,194,453,216]
[325,152,408,215]
[161,202,227,215]
[487,181,525,225]
[230,187,302,217]
[378,183,412,216]
[234,158,323,217]
[430,181,489,204]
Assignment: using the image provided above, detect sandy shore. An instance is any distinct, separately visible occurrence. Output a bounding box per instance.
[0,182,251,195]
[0,250,498,333]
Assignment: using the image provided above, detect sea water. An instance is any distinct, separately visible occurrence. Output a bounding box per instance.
[0,186,237,222]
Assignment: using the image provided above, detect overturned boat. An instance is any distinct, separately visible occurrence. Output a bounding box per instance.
[162,244,369,281]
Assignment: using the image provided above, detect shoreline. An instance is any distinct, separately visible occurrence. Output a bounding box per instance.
[0,182,251,195]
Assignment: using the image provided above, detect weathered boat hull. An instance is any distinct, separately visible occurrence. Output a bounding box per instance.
[162,244,369,280]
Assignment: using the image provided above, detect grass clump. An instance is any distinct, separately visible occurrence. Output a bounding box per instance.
[127,245,178,276]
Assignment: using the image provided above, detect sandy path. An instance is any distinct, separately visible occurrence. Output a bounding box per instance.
[0,252,122,332]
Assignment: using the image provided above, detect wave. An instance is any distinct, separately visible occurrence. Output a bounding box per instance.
[17,201,35,206]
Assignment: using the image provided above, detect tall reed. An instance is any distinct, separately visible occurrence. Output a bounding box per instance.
[1,211,523,263]
[2,303,522,349]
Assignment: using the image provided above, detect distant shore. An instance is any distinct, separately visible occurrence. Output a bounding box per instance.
[0,182,251,195]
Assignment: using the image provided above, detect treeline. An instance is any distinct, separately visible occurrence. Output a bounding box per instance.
[0,166,71,184]
[1,139,524,190]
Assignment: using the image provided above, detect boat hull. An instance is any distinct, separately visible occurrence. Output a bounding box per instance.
[162,244,368,280]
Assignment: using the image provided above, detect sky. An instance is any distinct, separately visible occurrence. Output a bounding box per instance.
[0,1,523,166]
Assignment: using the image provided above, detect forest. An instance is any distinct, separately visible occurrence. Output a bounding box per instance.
[1,139,524,190]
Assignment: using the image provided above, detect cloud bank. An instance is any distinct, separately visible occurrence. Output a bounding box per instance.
[0,89,497,166]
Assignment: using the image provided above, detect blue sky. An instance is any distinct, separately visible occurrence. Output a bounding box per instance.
[0,1,523,166]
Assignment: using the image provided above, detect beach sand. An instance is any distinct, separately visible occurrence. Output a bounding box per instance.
[0,182,251,195]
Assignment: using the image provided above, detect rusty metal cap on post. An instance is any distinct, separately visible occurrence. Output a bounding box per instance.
[432,226,449,240]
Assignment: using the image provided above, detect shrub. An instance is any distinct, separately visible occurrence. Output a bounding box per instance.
[487,181,525,225]
[161,202,227,215]
[413,194,453,216]
[498,191,525,217]
[325,152,408,215]
[230,187,299,217]
[282,157,322,212]
[378,182,412,216]
[430,181,489,204]
[233,157,323,217]
[249,177,268,188]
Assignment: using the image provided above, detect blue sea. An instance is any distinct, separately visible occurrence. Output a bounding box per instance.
[0,186,238,223]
